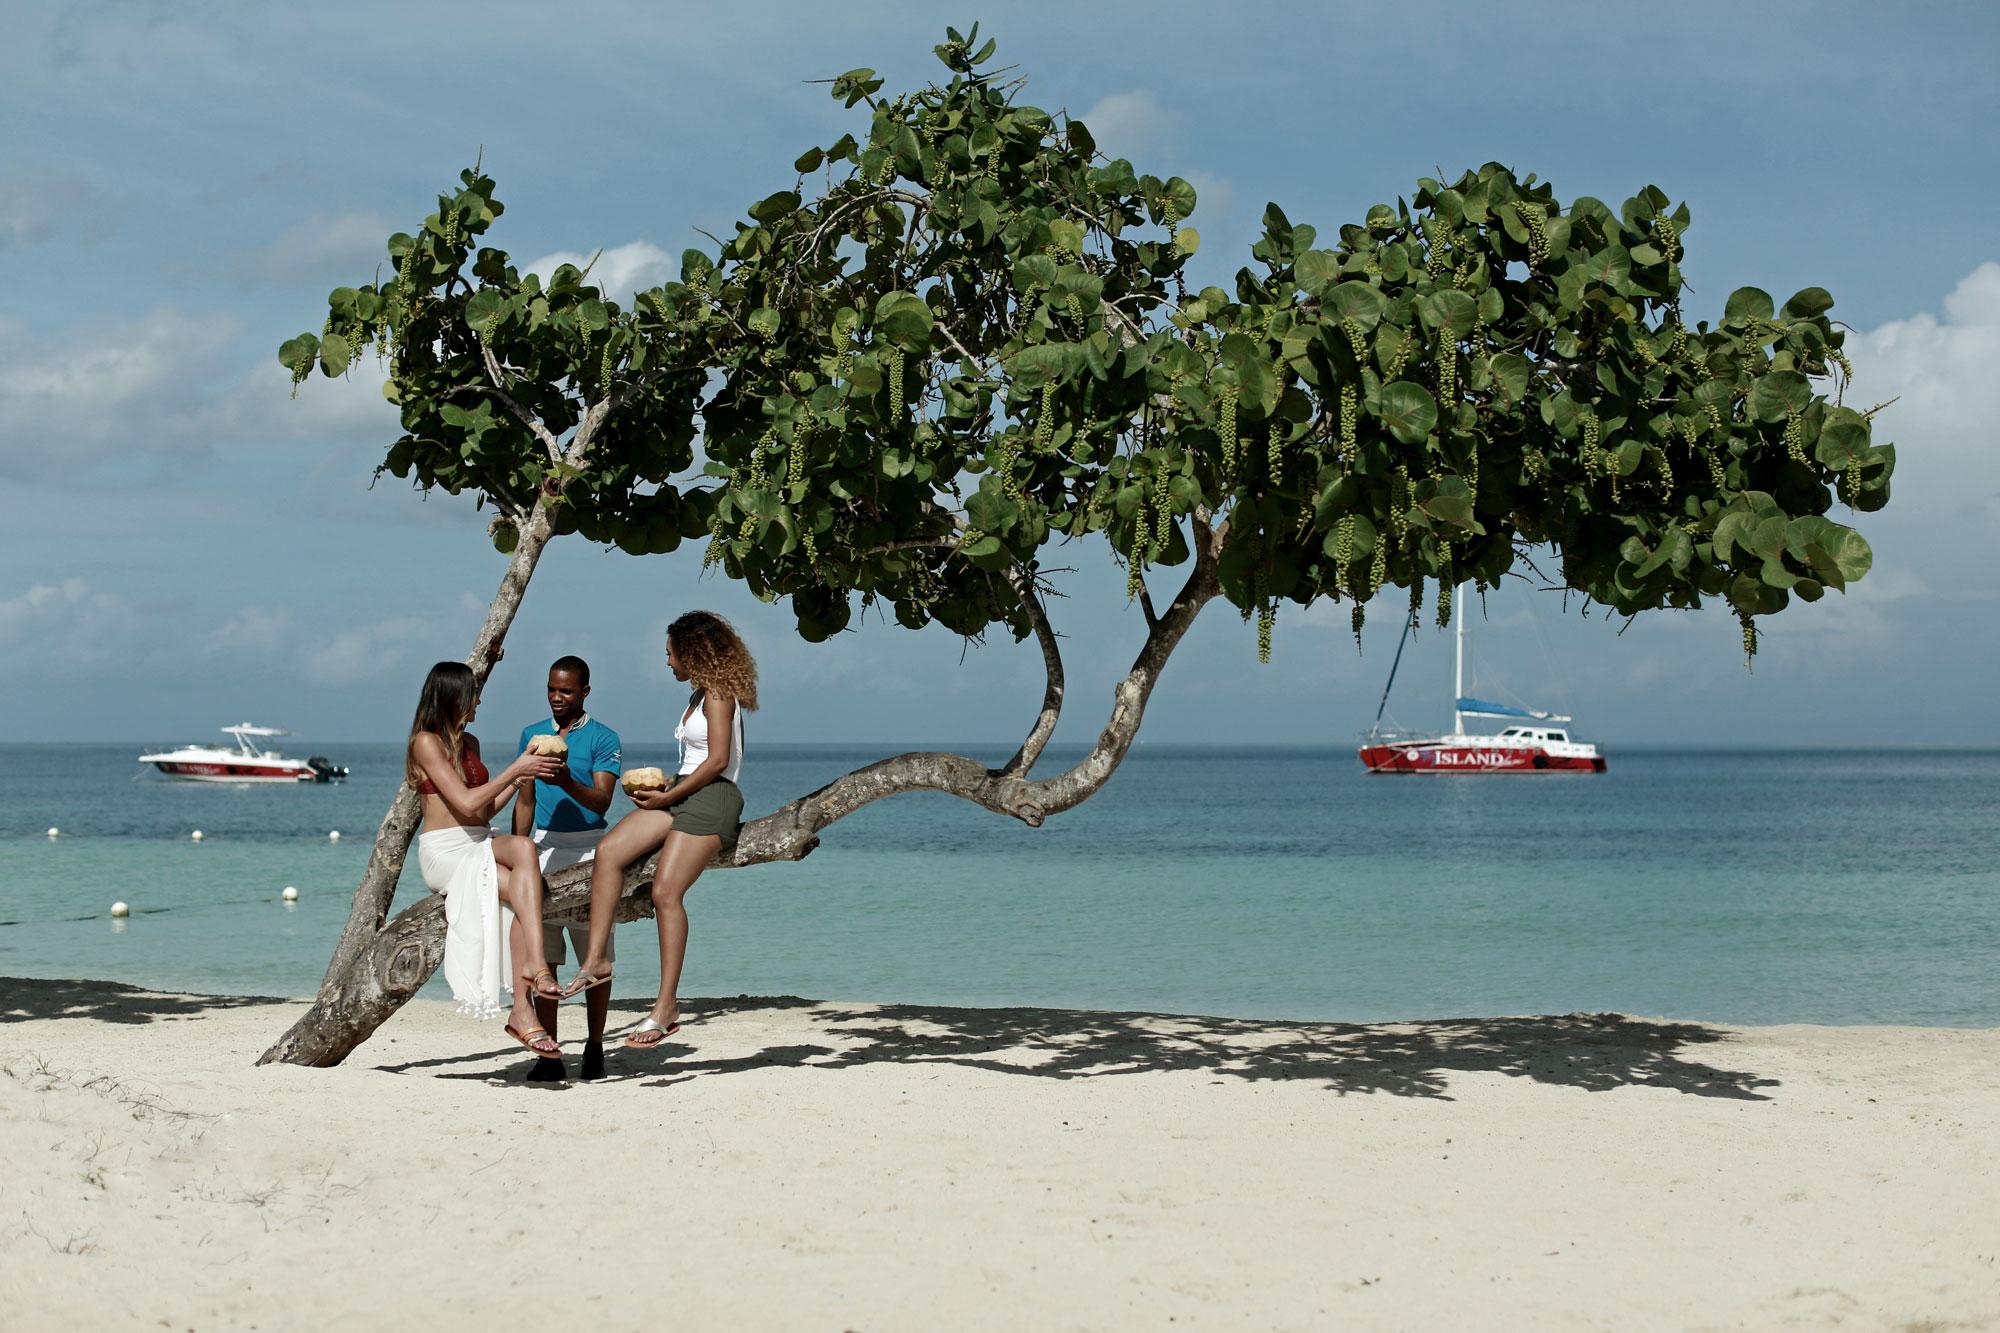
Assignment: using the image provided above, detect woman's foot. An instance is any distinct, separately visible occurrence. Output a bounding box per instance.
[521,966,564,1000]
[624,1005,681,1049]
[503,1009,562,1060]
[561,961,613,999]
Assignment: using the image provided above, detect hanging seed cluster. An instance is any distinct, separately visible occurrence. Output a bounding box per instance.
[1266,421,1284,483]
[1514,201,1549,268]
[887,353,906,418]
[1580,411,1602,479]
[1385,326,1414,381]
[1217,384,1240,474]
[1739,613,1758,665]
[1254,569,1274,664]
[1783,409,1806,465]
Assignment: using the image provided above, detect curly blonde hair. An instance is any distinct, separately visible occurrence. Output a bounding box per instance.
[669,611,759,710]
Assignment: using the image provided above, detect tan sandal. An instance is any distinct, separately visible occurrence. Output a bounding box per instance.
[503,1023,562,1059]
[522,968,563,999]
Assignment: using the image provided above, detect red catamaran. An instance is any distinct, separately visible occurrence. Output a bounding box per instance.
[1358,585,1607,774]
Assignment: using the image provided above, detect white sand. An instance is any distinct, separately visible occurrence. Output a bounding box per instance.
[3,979,1997,1331]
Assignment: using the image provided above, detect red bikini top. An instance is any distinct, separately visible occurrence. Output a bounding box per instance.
[418,750,489,795]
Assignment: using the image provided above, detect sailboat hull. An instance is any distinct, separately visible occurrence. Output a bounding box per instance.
[1359,742,1606,774]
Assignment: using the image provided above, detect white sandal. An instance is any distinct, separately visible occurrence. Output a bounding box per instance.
[624,1014,682,1048]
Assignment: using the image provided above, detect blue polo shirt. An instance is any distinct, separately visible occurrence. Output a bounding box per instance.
[517,716,623,832]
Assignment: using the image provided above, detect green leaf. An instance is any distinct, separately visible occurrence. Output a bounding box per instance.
[1725,287,1775,323]
[1748,371,1813,422]
[873,290,934,353]
[1294,249,1340,294]
[1328,282,1386,326]
[1487,352,1530,404]
[748,307,781,338]
[1173,227,1200,257]
[1781,287,1834,319]
[1413,476,1474,530]
[318,334,351,377]
[1419,290,1478,338]
[749,190,801,223]
[1815,411,1870,468]
[1376,381,1439,444]
[1575,244,1632,291]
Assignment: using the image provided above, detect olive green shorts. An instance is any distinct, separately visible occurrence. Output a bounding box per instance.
[667,776,744,852]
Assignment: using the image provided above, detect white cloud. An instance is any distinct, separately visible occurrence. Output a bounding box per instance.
[0,174,99,248]
[0,309,238,476]
[205,606,295,655]
[0,307,405,481]
[0,579,140,669]
[521,241,675,303]
[237,209,395,285]
[1077,91,1173,157]
[1768,258,2000,626]
[301,615,444,687]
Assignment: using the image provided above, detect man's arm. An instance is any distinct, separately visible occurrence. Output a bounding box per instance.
[561,770,616,816]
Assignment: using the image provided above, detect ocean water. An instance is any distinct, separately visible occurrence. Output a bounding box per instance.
[0,742,1995,1026]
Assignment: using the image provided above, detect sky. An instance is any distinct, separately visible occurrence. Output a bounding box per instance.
[3,0,1998,749]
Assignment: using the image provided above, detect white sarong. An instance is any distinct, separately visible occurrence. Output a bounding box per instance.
[417,825,512,1020]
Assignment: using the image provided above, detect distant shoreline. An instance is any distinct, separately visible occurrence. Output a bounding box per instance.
[16,740,2000,753]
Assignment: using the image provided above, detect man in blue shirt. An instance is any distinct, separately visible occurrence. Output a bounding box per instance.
[511,655,623,1080]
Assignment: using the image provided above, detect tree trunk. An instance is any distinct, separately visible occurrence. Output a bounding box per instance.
[257,500,558,1067]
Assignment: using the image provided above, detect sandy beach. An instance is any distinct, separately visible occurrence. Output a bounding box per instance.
[3,977,1996,1331]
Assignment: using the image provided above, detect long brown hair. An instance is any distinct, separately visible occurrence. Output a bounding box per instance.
[405,661,478,787]
[668,611,759,710]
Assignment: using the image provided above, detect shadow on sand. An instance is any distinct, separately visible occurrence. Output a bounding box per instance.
[380,994,1779,1102]
[0,975,291,1026]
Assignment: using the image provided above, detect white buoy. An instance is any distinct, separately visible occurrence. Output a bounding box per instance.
[282,886,299,902]
[328,830,341,842]
[190,830,204,842]
[110,901,130,918]
[46,827,59,839]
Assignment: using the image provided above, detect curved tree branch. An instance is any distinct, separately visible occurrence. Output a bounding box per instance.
[999,564,1064,777]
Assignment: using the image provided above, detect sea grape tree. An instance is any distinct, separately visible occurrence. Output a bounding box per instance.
[262,27,1892,1066]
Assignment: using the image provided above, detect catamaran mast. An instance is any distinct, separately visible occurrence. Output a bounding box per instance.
[1452,581,1466,737]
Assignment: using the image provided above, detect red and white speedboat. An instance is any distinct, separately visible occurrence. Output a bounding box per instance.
[139,725,347,783]
[1358,587,1606,775]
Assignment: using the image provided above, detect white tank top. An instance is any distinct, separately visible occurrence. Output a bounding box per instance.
[675,691,743,782]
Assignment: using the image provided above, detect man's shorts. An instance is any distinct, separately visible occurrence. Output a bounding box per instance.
[534,829,612,965]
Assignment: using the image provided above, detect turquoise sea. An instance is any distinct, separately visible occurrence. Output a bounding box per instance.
[1,743,1994,1026]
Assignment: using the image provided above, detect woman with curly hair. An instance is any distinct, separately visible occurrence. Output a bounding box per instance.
[562,611,758,1048]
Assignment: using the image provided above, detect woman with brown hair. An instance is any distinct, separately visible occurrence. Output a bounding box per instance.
[407,660,570,1058]
[562,611,757,1048]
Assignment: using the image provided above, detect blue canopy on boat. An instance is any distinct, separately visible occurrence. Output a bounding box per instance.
[1456,697,1567,721]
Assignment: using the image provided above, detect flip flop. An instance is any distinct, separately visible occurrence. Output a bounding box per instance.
[504,1023,562,1059]
[522,968,564,1000]
[561,966,613,999]
[624,1015,682,1049]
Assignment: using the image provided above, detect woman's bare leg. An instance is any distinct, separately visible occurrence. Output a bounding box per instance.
[641,831,721,1034]
[569,808,673,987]
[491,836,557,1051]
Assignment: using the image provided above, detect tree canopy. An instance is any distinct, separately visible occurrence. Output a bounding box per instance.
[283,25,1890,665]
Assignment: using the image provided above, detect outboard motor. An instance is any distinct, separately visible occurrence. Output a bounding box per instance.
[306,756,349,782]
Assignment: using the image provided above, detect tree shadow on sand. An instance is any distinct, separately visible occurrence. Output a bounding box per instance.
[380,995,1779,1101]
[650,998,1778,1101]
[0,976,291,1026]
